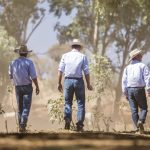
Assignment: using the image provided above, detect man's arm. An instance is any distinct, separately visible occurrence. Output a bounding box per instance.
[29,61,40,95]
[85,74,93,90]
[32,78,40,95]
[58,71,63,92]
[122,68,128,99]
[58,54,65,92]
[8,62,13,79]
[82,56,92,90]
[143,65,150,97]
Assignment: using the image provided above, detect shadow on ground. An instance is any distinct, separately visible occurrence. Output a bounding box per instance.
[0,131,150,150]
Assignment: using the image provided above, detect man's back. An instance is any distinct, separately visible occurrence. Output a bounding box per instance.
[59,49,89,78]
[9,57,36,86]
[122,59,150,94]
[126,60,146,87]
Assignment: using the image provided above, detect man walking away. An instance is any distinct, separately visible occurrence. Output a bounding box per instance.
[9,45,40,132]
[58,39,92,132]
[122,49,150,134]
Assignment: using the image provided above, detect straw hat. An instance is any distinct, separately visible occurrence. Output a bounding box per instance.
[14,45,32,54]
[71,39,83,47]
[129,49,143,61]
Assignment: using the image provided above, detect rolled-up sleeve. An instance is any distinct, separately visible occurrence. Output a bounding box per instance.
[143,65,150,92]
[8,62,13,79]
[29,61,37,79]
[58,54,65,73]
[82,55,89,75]
[122,67,128,96]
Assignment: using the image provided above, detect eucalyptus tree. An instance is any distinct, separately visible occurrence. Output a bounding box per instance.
[0,26,17,101]
[47,0,118,53]
[109,0,150,115]
[48,0,150,116]
[0,0,46,44]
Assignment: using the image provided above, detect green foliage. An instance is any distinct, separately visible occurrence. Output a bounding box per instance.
[47,95,64,124]
[0,103,5,115]
[48,44,70,62]
[0,0,46,43]
[47,95,77,128]
[90,54,112,95]
[47,0,120,51]
[89,54,113,126]
[0,26,17,56]
[0,26,17,101]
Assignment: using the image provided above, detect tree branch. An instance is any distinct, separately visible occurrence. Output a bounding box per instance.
[25,14,45,43]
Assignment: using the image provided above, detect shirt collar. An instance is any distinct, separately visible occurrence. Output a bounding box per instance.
[19,56,26,59]
[130,59,141,64]
[71,48,80,52]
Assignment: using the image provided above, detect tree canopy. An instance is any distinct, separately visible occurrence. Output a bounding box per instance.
[0,26,17,101]
[0,0,46,44]
[48,0,150,114]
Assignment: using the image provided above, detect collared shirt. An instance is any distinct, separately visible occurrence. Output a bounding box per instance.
[58,49,89,78]
[122,60,150,95]
[9,57,37,86]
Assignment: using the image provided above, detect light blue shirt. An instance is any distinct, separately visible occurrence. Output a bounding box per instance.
[9,57,37,86]
[122,60,150,95]
[58,49,89,78]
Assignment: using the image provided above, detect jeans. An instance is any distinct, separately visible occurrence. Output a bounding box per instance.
[127,87,148,128]
[15,84,33,128]
[64,78,85,127]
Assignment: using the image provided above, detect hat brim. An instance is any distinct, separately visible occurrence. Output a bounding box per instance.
[14,49,32,54]
[71,42,83,47]
[129,51,143,62]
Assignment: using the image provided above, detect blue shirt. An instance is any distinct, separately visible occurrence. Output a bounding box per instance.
[122,60,150,95]
[58,49,89,78]
[9,57,37,86]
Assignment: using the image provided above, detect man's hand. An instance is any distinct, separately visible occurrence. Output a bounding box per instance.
[58,83,63,92]
[125,95,128,100]
[36,87,40,95]
[87,84,93,91]
[148,92,150,97]
[32,78,39,95]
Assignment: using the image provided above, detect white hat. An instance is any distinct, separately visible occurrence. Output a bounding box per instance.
[71,39,83,47]
[129,49,143,61]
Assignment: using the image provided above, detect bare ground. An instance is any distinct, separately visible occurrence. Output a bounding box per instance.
[0,131,150,150]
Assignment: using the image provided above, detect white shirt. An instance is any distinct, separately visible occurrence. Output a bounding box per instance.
[58,49,89,78]
[122,60,150,95]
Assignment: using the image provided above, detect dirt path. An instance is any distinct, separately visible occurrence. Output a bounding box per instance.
[0,131,150,150]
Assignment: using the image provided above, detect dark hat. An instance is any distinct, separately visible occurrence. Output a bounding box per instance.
[14,45,32,54]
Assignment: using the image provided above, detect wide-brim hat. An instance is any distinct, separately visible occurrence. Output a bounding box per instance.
[71,39,83,47]
[129,49,143,61]
[14,45,32,54]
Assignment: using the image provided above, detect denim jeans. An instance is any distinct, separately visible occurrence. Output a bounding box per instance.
[127,87,148,128]
[15,84,33,128]
[64,78,85,127]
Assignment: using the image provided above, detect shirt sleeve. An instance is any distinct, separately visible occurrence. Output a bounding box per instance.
[8,62,13,79]
[143,65,150,93]
[82,55,89,75]
[29,61,37,79]
[58,54,65,73]
[122,67,128,96]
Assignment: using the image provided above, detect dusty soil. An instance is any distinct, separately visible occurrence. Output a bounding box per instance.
[0,131,150,150]
[1,88,150,150]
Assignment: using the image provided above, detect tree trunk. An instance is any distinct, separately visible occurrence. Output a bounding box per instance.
[113,37,137,116]
[113,46,128,116]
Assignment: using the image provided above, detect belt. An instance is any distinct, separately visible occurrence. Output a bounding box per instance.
[65,77,83,80]
[15,84,32,87]
[128,87,145,89]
